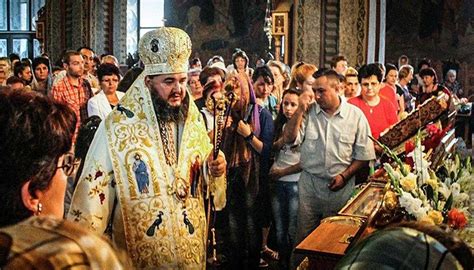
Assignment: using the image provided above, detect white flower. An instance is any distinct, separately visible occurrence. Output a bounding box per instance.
[438,200,446,210]
[400,173,417,192]
[451,183,461,197]
[392,170,402,181]
[384,163,399,181]
[407,144,431,183]
[444,157,459,180]
[439,181,452,200]
[453,192,470,208]
[419,192,428,205]
[457,170,473,191]
[399,191,429,219]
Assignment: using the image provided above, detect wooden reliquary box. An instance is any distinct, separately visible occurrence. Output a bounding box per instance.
[378,94,449,149]
[295,182,385,269]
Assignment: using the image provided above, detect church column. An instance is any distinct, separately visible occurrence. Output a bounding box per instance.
[292,0,387,68]
[339,0,367,67]
[293,0,322,65]
[45,0,128,64]
[44,0,65,63]
[366,0,386,64]
[112,0,128,64]
[90,0,127,63]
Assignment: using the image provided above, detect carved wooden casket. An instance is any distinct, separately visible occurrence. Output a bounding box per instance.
[378,94,449,149]
[295,182,385,269]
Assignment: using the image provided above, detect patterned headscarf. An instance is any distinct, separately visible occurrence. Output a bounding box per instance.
[222,73,262,193]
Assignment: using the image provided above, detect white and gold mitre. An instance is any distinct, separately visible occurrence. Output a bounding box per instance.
[139,27,192,76]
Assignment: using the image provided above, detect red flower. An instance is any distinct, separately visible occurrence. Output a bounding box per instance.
[99,193,105,205]
[423,123,451,151]
[405,140,415,153]
[447,209,468,229]
[426,124,439,136]
[404,140,415,167]
[95,170,103,180]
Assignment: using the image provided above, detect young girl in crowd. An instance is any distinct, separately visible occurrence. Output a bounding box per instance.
[253,65,278,120]
[269,88,302,269]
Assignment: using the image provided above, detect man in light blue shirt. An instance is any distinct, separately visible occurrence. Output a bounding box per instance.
[284,69,375,263]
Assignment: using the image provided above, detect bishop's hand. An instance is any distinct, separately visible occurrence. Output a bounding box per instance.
[208,154,226,177]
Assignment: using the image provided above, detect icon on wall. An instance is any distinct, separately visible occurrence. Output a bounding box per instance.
[272,12,287,36]
[36,22,44,40]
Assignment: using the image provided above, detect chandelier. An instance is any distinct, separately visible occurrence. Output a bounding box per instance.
[263,0,272,49]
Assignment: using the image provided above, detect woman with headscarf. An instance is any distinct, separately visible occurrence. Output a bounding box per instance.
[31,56,53,95]
[222,72,274,269]
[228,48,254,79]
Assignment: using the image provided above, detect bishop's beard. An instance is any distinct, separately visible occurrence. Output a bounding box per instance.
[150,90,189,123]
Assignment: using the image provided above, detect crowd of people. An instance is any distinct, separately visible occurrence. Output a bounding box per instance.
[0,26,471,270]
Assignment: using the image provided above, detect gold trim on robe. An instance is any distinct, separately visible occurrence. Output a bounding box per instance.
[67,73,226,269]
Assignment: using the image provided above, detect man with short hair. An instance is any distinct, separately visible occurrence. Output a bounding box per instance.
[331,55,348,75]
[284,69,375,265]
[79,47,94,73]
[53,48,99,92]
[79,46,100,90]
[68,27,227,269]
[51,50,92,143]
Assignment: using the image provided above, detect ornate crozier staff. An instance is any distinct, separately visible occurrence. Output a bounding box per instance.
[205,87,235,265]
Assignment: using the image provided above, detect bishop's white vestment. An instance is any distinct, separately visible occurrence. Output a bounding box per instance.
[67,72,226,269]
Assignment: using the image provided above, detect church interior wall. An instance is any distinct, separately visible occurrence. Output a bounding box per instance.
[164,1,269,66]
[384,0,474,97]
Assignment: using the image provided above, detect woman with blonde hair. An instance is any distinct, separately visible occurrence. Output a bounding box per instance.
[268,60,288,103]
[0,57,12,86]
[344,67,360,99]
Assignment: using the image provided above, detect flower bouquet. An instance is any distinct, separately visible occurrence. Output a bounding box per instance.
[371,131,473,245]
